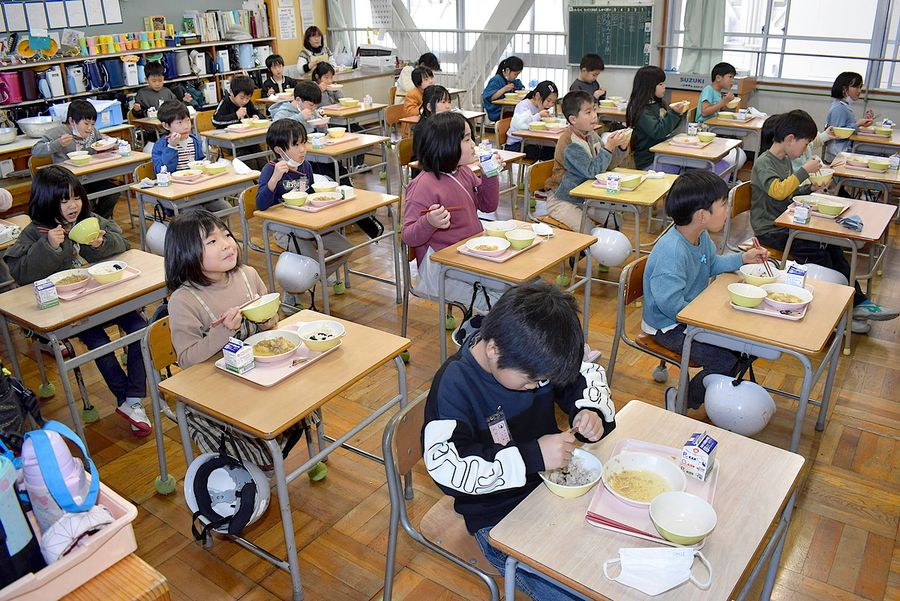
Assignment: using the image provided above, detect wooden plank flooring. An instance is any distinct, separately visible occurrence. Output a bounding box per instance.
[1,161,897,600]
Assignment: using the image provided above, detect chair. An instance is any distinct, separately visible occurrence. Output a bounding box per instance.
[195,109,215,134]
[140,316,179,494]
[388,86,397,105]
[28,155,52,177]
[382,391,500,601]
[132,161,160,230]
[495,117,511,149]
[238,184,267,260]
[385,104,406,141]
[524,159,554,221]
[722,181,783,260]
[397,137,414,189]
[606,256,698,386]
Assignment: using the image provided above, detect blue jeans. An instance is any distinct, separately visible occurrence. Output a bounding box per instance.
[475,527,584,601]
[77,311,147,405]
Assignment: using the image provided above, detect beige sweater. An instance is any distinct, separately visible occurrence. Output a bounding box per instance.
[168,265,271,369]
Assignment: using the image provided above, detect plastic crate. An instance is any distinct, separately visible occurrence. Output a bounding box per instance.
[0,483,138,601]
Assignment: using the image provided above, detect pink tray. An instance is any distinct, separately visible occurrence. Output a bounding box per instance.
[284,196,351,213]
[730,300,808,321]
[592,175,646,192]
[856,128,891,137]
[585,438,719,548]
[170,171,227,185]
[844,164,892,174]
[457,234,543,263]
[669,137,714,149]
[56,266,141,301]
[62,152,120,168]
[215,328,341,387]
[322,133,360,146]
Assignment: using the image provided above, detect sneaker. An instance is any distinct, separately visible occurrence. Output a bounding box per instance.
[664,387,677,412]
[117,400,151,437]
[852,300,900,322]
[851,319,871,334]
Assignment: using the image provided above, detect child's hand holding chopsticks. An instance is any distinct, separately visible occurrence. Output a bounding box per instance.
[423,203,453,229]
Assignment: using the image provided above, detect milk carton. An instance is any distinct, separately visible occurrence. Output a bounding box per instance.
[681,431,718,481]
[223,337,254,374]
[478,150,502,178]
[785,262,807,288]
[33,279,59,309]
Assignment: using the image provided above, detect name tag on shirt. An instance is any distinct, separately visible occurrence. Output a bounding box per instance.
[487,406,511,446]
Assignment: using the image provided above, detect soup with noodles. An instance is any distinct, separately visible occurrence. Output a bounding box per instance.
[607,469,670,502]
[767,291,804,304]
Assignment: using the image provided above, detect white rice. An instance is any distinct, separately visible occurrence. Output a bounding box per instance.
[546,455,599,486]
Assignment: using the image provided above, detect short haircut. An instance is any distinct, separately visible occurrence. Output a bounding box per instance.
[770,109,817,144]
[416,111,472,177]
[831,71,864,99]
[479,282,584,385]
[265,54,285,71]
[496,56,524,75]
[293,80,322,104]
[229,75,255,97]
[144,61,166,78]
[562,90,592,122]
[311,61,336,82]
[580,53,605,72]
[525,80,558,103]
[66,99,97,124]
[664,169,728,226]
[164,209,240,291]
[417,52,440,71]
[711,62,736,80]
[157,100,190,125]
[266,119,308,150]
[303,26,325,51]
[28,165,91,228]
[411,67,434,88]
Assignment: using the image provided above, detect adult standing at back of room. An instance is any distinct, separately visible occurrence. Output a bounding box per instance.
[297,26,332,75]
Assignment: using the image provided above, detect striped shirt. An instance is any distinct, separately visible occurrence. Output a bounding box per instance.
[176,138,196,170]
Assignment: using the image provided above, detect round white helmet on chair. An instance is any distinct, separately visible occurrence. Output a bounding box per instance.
[275,252,320,293]
[589,227,631,267]
[803,263,848,286]
[703,374,776,436]
[145,221,168,256]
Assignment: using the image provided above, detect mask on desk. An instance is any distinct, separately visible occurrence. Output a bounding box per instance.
[603,547,711,596]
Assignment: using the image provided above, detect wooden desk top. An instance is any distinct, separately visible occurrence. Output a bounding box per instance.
[597,106,626,118]
[399,109,486,125]
[157,310,411,438]
[306,133,389,157]
[705,115,765,130]
[130,117,164,129]
[200,125,269,142]
[320,102,388,117]
[255,189,399,230]
[44,151,150,178]
[510,128,567,143]
[396,87,466,98]
[677,273,853,354]
[63,554,170,601]
[774,197,896,242]
[832,163,900,184]
[407,149,526,172]
[128,166,258,201]
[494,96,525,107]
[0,249,165,333]
[430,222,596,283]
[489,400,805,601]
[0,124,134,157]
[650,137,742,161]
[850,129,900,147]
[0,215,31,251]
[569,169,678,207]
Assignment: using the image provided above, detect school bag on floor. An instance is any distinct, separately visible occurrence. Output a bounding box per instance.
[0,363,44,455]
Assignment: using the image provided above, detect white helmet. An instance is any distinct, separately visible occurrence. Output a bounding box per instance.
[589,227,631,267]
[703,374,776,436]
[145,221,168,256]
[275,252,320,293]
[802,262,848,286]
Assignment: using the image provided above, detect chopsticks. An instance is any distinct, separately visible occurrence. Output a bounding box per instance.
[751,237,774,278]
[209,295,260,328]
[420,205,465,215]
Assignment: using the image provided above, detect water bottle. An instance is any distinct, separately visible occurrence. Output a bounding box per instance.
[0,456,46,587]
[606,173,620,195]
[20,430,91,533]
[529,79,537,89]
[362,94,373,108]
[157,166,170,187]
[889,153,900,170]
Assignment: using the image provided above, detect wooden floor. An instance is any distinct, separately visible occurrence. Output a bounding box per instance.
[1,160,897,601]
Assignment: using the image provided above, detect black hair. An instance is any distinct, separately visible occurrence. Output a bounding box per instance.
[664,170,728,226]
[417,52,441,71]
[711,62,736,80]
[66,99,97,124]
[229,75,255,97]
[562,90,593,124]
[411,67,434,88]
[144,61,166,78]
[759,113,781,153]
[265,119,308,151]
[28,165,91,228]
[416,111,472,178]
[164,209,240,291]
[157,100,190,125]
[626,66,667,129]
[831,71,864,99]
[303,26,325,52]
[479,282,583,385]
[579,53,605,72]
[496,56,524,76]
[525,80,558,103]
[293,80,322,104]
[766,109,817,146]
[265,53,285,72]
[420,85,451,119]
[311,61,336,83]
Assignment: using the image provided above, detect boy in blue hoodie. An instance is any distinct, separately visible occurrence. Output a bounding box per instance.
[643,170,768,411]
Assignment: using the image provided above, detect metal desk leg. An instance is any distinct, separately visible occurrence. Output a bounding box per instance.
[583,252,592,342]
[760,491,797,600]
[816,313,846,432]
[136,191,149,251]
[0,315,21,378]
[390,206,402,305]
[504,556,518,601]
[438,265,448,363]
[266,438,304,601]
[50,336,87,442]
[263,221,276,293]
[314,232,330,314]
[675,327,696,415]
[843,244,858,355]
[788,354,815,453]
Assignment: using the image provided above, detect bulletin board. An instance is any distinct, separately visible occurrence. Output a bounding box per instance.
[568,4,653,67]
[1,0,122,33]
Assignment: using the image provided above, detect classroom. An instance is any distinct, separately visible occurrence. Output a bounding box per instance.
[0,0,897,599]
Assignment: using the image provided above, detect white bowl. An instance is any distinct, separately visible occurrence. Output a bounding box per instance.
[48,268,90,293]
[760,283,813,312]
[296,320,345,352]
[465,236,510,257]
[650,491,717,545]
[87,260,127,284]
[244,329,302,363]
[539,449,603,498]
[602,452,687,508]
[739,263,784,286]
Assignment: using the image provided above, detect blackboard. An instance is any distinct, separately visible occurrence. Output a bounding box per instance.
[568,5,653,67]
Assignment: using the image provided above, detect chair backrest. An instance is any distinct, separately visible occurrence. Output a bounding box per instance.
[251,88,262,102]
[134,160,155,182]
[195,109,215,133]
[239,184,259,220]
[496,117,511,147]
[397,137,414,167]
[389,86,397,105]
[730,180,752,218]
[28,155,53,177]
[621,255,648,307]
[527,160,554,194]
[145,316,177,372]
[388,391,428,477]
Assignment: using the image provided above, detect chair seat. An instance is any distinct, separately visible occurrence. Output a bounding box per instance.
[635,332,699,368]
[538,215,572,231]
[420,496,501,577]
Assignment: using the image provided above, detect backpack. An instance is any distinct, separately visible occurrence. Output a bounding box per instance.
[0,364,45,454]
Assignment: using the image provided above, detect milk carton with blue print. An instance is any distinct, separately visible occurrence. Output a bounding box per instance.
[681,431,718,482]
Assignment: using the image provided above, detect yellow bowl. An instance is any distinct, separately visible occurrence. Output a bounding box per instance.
[874,126,893,136]
[251,119,270,127]
[717,111,736,120]
[67,151,90,165]
[726,97,741,109]
[816,199,845,216]
[650,491,717,545]
[539,449,603,499]
[832,127,854,139]
[282,191,308,207]
[327,127,346,138]
[505,229,536,250]
[868,158,890,171]
[807,168,834,187]
[87,260,127,284]
[297,320,345,352]
[727,282,767,308]
[202,163,227,175]
[241,118,254,125]
[528,122,547,131]
[338,97,359,107]
[697,132,716,143]
[68,217,100,244]
[599,99,616,107]
[240,292,281,323]
[484,221,516,237]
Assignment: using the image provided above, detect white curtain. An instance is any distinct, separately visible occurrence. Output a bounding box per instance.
[679,0,725,75]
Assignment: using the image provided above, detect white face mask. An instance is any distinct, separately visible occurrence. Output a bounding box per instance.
[603,547,712,596]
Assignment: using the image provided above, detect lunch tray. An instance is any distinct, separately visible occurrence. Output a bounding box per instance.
[717,114,753,122]
[669,137,714,149]
[585,438,719,549]
[322,133,361,146]
[56,266,141,301]
[62,152,120,168]
[857,127,892,137]
[215,334,342,387]
[593,175,646,192]
[284,197,350,212]
[170,171,227,185]
[730,300,808,321]
[789,199,851,220]
[457,233,543,263]
[843,164,892,175]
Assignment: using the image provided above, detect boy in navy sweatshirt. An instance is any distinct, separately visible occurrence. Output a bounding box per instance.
[423,282,616,601]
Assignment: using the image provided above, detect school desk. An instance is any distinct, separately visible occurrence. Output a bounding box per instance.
[129,165,257,252]
[489,400,806,601]
[596,105,626,123]
[850,128,900,156]
[158,309,410,601]
[306,133,392,194]
[0,215,32,291]
[256,189,402,314]
[704,114,766,153]
[429,223,596,361]
[40,151,151,208]
[399,108,487,139]
[774,198,896,355]
[677,273,852,452]
[0,124,135,172]
[320,102,389,136]
[831,154,899,205]
[569,169,679,264]
[0,249,166,445]
[396,86,467,108]
[200,124,271,163]
[63,554,170,600]
[650,137,743,180]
